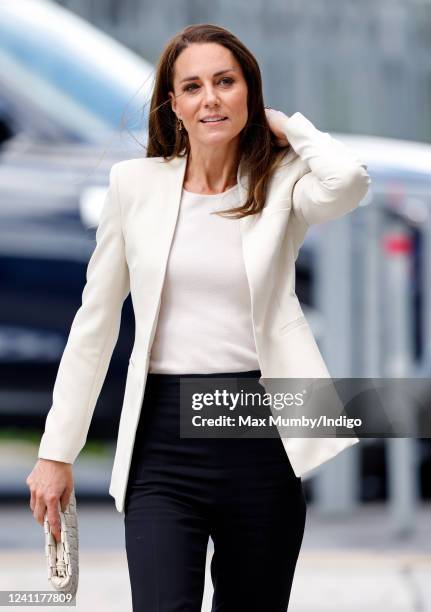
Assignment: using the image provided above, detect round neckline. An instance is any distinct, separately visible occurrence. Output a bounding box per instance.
[182,183,238,198]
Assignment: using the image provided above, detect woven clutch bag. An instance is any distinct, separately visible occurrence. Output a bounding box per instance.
[44,488,79,597]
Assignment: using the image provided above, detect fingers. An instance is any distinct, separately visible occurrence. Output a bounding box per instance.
[264,108,290,144]
[26,461,73,543]
[33,491,48,527]
[33,493,62,542]
[46,496,62,543]
[276,136,290,147]
[60,486,72,513]
[30,488,36,513]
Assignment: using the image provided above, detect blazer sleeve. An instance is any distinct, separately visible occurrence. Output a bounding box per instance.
[37,162,130,464]
[281,112,371,226]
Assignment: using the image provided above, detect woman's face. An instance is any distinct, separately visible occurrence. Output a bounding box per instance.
[168,42,248,151]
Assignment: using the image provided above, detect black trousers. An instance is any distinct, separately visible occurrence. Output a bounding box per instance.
[124,370,307,611]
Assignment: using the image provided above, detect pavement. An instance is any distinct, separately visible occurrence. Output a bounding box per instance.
[1,439,430,610]
[1,502,430,611]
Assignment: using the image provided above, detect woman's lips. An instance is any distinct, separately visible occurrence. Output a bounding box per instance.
[200,117,228,124]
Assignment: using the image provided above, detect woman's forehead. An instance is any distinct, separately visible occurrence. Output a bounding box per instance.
[173,44,237,77]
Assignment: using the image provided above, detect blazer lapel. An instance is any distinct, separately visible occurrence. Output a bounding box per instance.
[140,156,188,351]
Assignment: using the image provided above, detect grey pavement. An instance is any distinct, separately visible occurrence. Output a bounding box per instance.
[1,440,431,610]
[1,502,430,611]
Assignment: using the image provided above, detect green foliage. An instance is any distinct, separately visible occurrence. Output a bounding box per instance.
[0,427,110,458]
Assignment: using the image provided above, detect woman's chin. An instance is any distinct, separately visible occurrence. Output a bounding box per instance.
[192,134,236,148]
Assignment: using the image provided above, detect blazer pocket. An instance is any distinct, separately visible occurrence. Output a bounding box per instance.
[279,315,308,336]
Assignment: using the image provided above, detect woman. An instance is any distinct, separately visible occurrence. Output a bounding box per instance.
[27,24,370,611]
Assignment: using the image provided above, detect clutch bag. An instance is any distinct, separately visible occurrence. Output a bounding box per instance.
[44,488,79,598]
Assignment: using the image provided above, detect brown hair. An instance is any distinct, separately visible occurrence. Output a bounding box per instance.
[146,23,291,219]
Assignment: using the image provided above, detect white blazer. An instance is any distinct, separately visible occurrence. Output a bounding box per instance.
[38,112,371,513]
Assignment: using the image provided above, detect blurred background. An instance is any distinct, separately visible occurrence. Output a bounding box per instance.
[0,0,430,610]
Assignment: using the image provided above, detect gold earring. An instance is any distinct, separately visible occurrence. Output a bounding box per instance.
[177,117,183,131]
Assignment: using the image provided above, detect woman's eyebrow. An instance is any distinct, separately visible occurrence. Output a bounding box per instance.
[179,68,236,84]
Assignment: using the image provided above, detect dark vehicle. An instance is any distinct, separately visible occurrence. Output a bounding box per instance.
[0,0,153,437]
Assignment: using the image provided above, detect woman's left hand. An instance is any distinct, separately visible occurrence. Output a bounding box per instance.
[264,107,290,146]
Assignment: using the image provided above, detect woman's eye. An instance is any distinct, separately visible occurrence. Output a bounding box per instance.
[183,77,234,93]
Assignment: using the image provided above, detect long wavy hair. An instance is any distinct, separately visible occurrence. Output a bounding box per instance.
[146,24,292,220]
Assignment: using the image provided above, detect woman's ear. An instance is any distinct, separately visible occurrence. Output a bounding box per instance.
[168,91,176,115]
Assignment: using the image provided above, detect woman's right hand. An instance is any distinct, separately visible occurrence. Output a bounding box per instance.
[26,459,74,542]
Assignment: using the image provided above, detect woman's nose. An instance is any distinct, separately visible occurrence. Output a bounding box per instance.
[202,87,220,106]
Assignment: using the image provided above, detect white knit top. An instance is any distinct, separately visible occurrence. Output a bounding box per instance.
[148,184,260,374]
